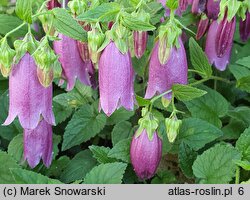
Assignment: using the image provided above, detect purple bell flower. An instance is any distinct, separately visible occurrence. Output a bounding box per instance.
[191,0,207,14]
[3,53,55,130]
[205,15,236,71]
[53,34,91,91]
[196,17,210,40]
[24,119,53,168]
[99,42,135,116]
[130,129,162,180]
[133,31,148,59]
[145,39,188,100]
[240,12,250,42]
[206,0,220,20]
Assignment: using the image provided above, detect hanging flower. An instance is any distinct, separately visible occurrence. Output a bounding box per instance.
[196,16,210,40]
[133,31,148,59]
[3,53,55,130]
[99,41,135,116]
[53,33,91,91]
[145,39,188,100]
[206,0,220,20]
[130,129,162,180]
[191,0,207,14]
[240,12,250,42]
[24,119,53,168]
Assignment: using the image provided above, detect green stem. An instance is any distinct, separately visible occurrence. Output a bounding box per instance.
[149,89,172,112]
[4,22,26,38]
[235,167,240,184]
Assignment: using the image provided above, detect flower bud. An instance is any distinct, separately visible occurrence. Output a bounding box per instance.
[0,39,15,77]
[196,15,210,40]
[206,0,220,20]
[191,0,206,14]
[68,0,87,16]
[24,119,53,168]
[240,12,250,42]
[165,117,182,143]
[99,41,135,116]
[130,129,162,180]
[133,31,148,59]
[77,41,90,62]
[47,0,61,10]
[88,28,105,64]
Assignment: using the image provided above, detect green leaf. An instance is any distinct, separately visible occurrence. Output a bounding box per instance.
[89,145,116,164]
[111,121,132,146]
[151,170,177,184]
[236,56,250,69]
[172,84,207,101]
[77,3,121,23]
[10,168,63,184]
[179,142,198,178]
[237,75,250,93]
[62,104,107,150]
[8,134,23,162]
[229,64,250,80]
[189,37,212,78]
[236,128,250,161]
[192,143,241,183]
[107,108,134,125]
[53,101,73,125]
[228,107,250,126]
[0,14,27,37]
[184,86,229,127]
[52,8,87,41]
[60,150,97,183]
[234,160,250,171]
[84,162,127,184]
[121,12,155,31]
[135,95,150,107]
[173,118,223,152]
[15,0,32,23]
[0,151,20,183]
[108,138,132,163]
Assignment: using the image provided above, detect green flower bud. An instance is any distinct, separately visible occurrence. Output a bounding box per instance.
[165,117,182,143]
[68,0,87,16]
[0,39,15,77]
[161,97,171,108]
[88,28,105,63]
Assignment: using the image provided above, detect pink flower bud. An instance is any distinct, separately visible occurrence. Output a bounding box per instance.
[99,42,135,116]
[240,12,250,42]
[145,38,188,100]
[196,17,210,40]
[24,119,53,168]
[77,41,90,62]
[133,31,148,59]
[130,129,162,180]
[205,16,236,71]
[53,34,91,91]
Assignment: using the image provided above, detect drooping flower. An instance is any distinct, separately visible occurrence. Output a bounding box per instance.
[196,16,210,40]
[3,53,55,130]
[133,31,148,59]
[240,12,250,42]
[205,15,236,71]
[99,41,135,116]
[130,129,162,180]
[24,119,53,168]
[206,0,220,20]
[53,33,91,91]
[191,0,207,14]
[145,39,188,100]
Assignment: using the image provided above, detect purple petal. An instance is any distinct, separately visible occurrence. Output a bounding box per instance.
[240,12,250,42]
[206,0,220,20]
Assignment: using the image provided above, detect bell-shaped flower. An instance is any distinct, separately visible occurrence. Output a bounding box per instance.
[196,15,210,40]
[53,34,91,91]
[133,31,148,59]
[240,12,250,42]
[205,15,236,71]
[206,0,220,20]
[145,39,188,100]
[99,41,135,116]
[3,53,55,130]
[191,0,206,14]
[130,129,162,180]
[24,119,53,168]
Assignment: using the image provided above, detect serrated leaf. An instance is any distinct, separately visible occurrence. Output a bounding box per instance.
[189,37,212,78]
[172,84,207,101]
[111,121,132,146]
[15,0,32,23]
[228,107,250,126]
[77,3,121,23]
[10,168,62,184]
[107,108,134,125]
[60,150,97,183]
[89,145,116,164]
[173,118,223,152]
[184,86,229,127]
[52,8,87,41]
[179,142,198,178]
[8,134,23,162]
[84,162,127,184]
[237,75,250,93]
[0,151,20,183]
[236,128,250,161]
[53,101,73,125]
[108,138,132,163]
[62,104,107,150]
[192,144,241,183]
